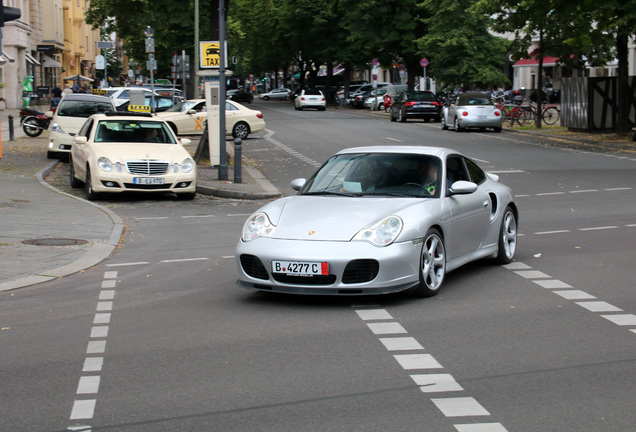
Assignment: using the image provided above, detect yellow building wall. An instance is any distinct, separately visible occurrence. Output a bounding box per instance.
[62,0,100,86]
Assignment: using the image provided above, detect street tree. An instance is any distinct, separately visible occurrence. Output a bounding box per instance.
[418,0,509,91]
[475,0,616,128]
[341,0,430,91]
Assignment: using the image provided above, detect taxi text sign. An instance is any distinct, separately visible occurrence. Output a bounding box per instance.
[200,41,227,69]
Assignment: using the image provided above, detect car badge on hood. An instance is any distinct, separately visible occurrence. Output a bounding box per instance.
[309,231,315,235]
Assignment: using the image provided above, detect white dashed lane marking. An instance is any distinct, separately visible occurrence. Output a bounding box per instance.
[353,307,509,431]
[504,262,636,334]
[68,271,119,430]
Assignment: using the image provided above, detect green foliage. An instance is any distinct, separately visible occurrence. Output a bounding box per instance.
[419,0,509,89]
[87,0,626,94]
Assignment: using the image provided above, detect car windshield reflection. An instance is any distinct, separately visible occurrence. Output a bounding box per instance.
[95,120,178,144]
[300,153,443,198]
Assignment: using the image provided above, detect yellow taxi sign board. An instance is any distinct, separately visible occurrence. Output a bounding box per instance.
[91,89,108,95]
[128,105,151,113]
[200,41,225,69]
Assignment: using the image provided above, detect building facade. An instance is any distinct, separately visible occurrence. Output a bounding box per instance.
[1,0,99,109]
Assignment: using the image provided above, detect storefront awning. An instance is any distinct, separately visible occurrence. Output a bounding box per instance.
[25,52,41,66]
[42,53,61,68]
[2,50,15,63]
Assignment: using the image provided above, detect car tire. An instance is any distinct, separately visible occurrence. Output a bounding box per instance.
[441,116,449,130]
[232,121,250,139]
[177,192,196,200]
[454,117,463,132]
[248,96,254,103]
[47,151,57,159]
[262,96,270,101]
[495,206,517,264]
[84,166,99,201]
[414,228,446,298]
[69,157,83,188]
[390,109,396,122]
[493,126,502,133]
[399,107,407,123]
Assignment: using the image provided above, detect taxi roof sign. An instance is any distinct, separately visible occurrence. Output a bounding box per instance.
[91,89,108,95]
[128,105,152,113]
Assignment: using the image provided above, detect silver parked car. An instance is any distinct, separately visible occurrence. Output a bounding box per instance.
[236,146,518,297]
[258,88,292,101]
[441,92,503,132]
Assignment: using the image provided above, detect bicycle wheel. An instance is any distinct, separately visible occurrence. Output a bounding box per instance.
[518,107,535,126]
[542,107,560,125]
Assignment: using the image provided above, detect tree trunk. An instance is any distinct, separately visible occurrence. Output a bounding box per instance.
[616,26,630,133]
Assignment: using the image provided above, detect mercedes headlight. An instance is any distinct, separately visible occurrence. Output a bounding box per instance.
[97,157,113,172]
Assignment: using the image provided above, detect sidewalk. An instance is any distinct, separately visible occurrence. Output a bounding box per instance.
[0,111,281,291]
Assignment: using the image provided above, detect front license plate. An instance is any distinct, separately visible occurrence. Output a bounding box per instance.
[272,261,329,276]
[134,177,164,185]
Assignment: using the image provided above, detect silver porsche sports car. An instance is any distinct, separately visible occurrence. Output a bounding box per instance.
[236,146,518,297]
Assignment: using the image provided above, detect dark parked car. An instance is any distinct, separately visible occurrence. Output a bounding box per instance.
[227,88,254,103]
[390,91,442,122]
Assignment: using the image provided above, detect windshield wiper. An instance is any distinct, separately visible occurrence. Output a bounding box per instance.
[303,190,357,197]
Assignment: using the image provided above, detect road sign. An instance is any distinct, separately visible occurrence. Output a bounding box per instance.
[200,41,223,69]
[420,58,429,67]
[95,55,105,70]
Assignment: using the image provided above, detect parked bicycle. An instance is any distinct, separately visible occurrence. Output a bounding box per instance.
[520,102,561,125]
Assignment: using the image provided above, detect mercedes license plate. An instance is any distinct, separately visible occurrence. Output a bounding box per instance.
[134,177,164,185]
[272,261,329,276]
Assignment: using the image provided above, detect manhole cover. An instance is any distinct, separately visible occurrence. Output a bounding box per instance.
[22,238,89,246]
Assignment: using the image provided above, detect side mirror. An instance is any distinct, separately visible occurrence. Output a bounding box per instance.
[448,180,478,195]
[290,178,306,191]
[187,109,197,115]
[73,136,88,145]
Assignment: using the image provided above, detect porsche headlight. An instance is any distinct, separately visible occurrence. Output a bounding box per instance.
[353,216,403,246]
[97,157,113,172]
[241,212,275,242]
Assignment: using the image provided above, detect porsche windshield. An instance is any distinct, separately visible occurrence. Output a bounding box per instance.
[301,153,443,198]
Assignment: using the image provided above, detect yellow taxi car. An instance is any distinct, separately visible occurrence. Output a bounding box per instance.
[157,99,266,139]
[69,111,197,200]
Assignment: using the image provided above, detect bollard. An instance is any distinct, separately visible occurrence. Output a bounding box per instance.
[233,137,242,184]
[8,115,15,141]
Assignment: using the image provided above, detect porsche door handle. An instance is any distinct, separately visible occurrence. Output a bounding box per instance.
[483,200,490,207]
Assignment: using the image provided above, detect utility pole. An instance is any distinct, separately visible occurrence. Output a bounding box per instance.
[217,0,228,180]
[145,26,156,112]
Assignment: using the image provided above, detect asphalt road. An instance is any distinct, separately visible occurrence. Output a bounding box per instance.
[1,100,635,432]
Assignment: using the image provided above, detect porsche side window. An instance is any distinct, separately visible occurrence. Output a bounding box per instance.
[446,156,468,185]
[464,158,486,184]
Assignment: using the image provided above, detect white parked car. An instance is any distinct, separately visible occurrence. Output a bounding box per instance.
[69,112,197,200]
[109,87,160,108]
[157,99,266,139]
[46,93,116,159]
[441,92,503,132]
[294,89,326,111]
